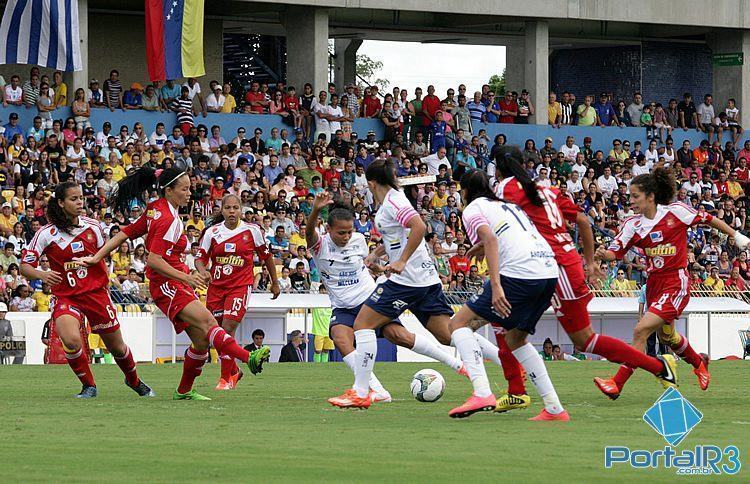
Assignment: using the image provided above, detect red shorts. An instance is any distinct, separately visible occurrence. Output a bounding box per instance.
[51,289,120,334]
[645,269,690,324]
[206,285,252,323]
[150,278,199,333]
[551,263,593,334]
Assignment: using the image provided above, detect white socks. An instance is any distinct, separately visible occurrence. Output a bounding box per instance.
[512,342,564,414]
[451,327,492,398]
[474,332,503,368]
[343,351,387,395]
[353,329,378,398]
[411,333,463,371]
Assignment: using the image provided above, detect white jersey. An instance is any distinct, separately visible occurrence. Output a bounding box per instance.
[462,197,558,280]
[376,188,440,287]
[311,232,375,308]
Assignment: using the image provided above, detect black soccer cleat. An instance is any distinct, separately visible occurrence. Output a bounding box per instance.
[76,385,98,399]
[127,379,157,397]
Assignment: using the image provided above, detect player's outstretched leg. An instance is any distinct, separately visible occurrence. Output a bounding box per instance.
[381,323,465,378]
[594,312,678,399]
[659,325,709,390]
[504,331,568,422]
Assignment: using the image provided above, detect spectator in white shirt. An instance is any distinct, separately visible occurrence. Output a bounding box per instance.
[536,167,552,188]
[571,153,587,177]
[559,136,580,162]
[206,85,225,113]
[3,75,23,106]
[682,172,702,197]
[631,154,653,177]
[420,146,450,176]
[566,170,584,194]
[597,166,618,198]
[149,122,168,151]
[696,94,716,143]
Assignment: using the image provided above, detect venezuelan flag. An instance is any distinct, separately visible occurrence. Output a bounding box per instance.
[145,0,205,81]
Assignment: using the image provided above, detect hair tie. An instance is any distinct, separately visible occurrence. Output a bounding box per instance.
[154,169,164,179]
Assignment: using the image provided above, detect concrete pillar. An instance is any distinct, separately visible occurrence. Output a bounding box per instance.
[283,6,329,95]
[504,44,525,93]
[524,21,549,125]
[334,39,362,93]
[709,30,750,125]
[64,0,88,93]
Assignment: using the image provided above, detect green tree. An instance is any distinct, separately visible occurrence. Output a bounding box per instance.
[488,68,506,95]
[356,54,389,92]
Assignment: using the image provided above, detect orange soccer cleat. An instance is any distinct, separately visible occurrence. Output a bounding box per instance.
[328,389,372,409]
[229,369,244,389]
[694,357,710,391]
[215,378,233,391]
[529,409,571,421]
[594,377,621,400]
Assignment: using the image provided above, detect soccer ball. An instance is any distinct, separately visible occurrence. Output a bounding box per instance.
[410,369,445,402]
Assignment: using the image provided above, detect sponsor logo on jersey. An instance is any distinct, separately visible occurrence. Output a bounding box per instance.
[22,252,37,263]
[650,231,664,243]
[64,261,79,271]
[70,241,84,253]
[215,255,245,267]
[644,244,676,257]
[225,243,236,253]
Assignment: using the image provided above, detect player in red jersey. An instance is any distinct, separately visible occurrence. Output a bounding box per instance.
[594,167,749,399]
[195,194,281,390]
[20,181,154,398]
[77,168,271,401]
[489,147,677,409]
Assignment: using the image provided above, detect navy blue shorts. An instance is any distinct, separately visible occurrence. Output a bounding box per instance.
[466,276,557,334]
[330,303,401,337]
[364,280,453,326]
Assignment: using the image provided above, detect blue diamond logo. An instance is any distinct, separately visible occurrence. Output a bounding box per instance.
[643,387,703,446]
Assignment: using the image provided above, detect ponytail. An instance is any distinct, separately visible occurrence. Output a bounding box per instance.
[110,167,187,214]
[45,181,80,234]
[494,145,543,206]
[631,167,676,205]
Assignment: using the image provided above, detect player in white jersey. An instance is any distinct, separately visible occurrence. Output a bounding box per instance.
[448,171,569,421]
[308,192,471,404]
[328,160,504,409]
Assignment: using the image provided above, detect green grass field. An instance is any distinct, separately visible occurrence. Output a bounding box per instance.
[2,361,748,483]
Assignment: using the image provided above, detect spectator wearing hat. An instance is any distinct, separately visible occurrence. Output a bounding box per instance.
[3,113,23,140]
[206,84,225,113]
[595,93,618,126]
[86,78,105,108]
[122,83,143,110]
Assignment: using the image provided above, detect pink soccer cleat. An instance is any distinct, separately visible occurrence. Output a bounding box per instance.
[448,394,496,419]
[328,389,372,409]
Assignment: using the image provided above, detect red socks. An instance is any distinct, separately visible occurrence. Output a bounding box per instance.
[219,355,238,381]
[114,346,140,387]
[65,348,95,387]
[584,333,663,375]
[209,326,249,363]
[178,347,209,394]
[613,365,635,388]
[494,331,527,395]
[669,333,702,368]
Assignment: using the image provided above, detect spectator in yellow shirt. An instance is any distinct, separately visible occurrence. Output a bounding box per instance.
[548,92,562,127]
[220,82,237,113]
[611,269,632,296]
[106,153,126,182]
[704,267,725,295]
[32,283,53,312]
[186,210,205,232]
[727,171,744,199]
[431,183,449,209]
[110,242,132,282]
[0,203,18,238]
[289,223,308,257]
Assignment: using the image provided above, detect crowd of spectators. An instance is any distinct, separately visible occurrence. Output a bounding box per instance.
[1,65,749,313]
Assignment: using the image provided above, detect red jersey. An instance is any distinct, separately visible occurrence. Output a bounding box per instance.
[244,90,265,113]
[22,217,109,297]
[498,99,518,123]
[284,95,299,111]
[495,177,581,266]
[122,198,189,280]
[196,221,270,289]
[609,203,712,276]
[421,95,440,126]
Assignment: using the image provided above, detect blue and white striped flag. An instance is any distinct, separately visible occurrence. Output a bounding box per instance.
[0,0,82,71]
